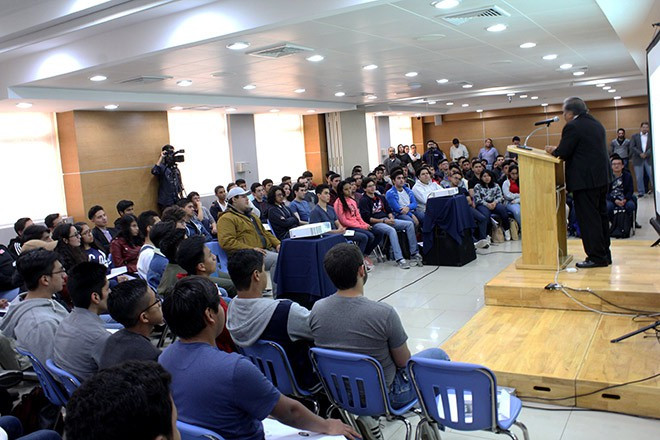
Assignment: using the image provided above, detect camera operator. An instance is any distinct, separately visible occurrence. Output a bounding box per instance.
[151,144,185,212]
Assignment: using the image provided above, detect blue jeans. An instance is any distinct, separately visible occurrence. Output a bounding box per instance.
[0,416,62,440]
[470,207,488,240]
[633,161,652,194]
[606,199,636,220]
[347,230,369,254]
[350,228,381,255]
[506,203,521,228]
[477,204,510,231]
[372,220,418,261]
[389,348,450,409]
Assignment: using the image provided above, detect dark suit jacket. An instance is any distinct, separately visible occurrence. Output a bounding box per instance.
[552,113,612,192]
[629,132,652,166]
[92,226,118,255]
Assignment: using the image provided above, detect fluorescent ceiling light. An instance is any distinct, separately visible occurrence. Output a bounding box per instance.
[613,96,621,100]
[427,100,437,105]
[431,0,460,9]
[559,63,573,70]
[506,93,516,96]
[476,109,483,113]
[334,92,346,97]
[573,71,585,76]
[602,86,611,90]
[519,42,536,49]
[362,64,378,70]
[294,88,306,93]
[596,83,606,87]
[446,102,454,106]
[520,94,528,98]
[461,103,469,107]
[366,95,377,100]
[486,24,507,32]
[306,54,324,62]
[405,71,418,77]
[462,84,473,88]
[530,96,539,100]
[104,104,118,110]
[243,84,256,90]
[436,78,449,84]
[226,41,250,50]
[176,79,193,87]
[16,102,32,109]
[541,103,548,107]
[608,89,616,93]
[543,54,557,60]
[170,106,183,110]
[89,75,107,82]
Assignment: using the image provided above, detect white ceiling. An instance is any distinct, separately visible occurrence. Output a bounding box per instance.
[0,0,657,115]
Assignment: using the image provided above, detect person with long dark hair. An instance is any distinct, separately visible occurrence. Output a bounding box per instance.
[334,180,382,268]
[52,223,87,271]
[110,215,144,273]
[473,170,511,241]
[281,182,293,206]
[502,165,521,228]
[75,222,111,268]
[266,186,300,240]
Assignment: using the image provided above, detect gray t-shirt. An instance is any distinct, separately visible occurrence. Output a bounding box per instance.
[397,188,411,208]
[309,294,408,386]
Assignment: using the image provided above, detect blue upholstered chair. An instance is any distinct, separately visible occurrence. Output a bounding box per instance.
[45,359,81,399]
[15,348,66,407]
[205,242,228,274]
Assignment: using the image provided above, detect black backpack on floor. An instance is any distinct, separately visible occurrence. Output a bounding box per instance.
[609,208,632,239]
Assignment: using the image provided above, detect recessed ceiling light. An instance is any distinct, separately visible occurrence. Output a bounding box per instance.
[307,109,316,113]
[104,104,118,110]
[427,100,437,105]
[543,54,557,60]
[462,84,473,88]
[294,88,306,93]
[405,71,418,77]
[486,24,507,32]
[414,113,422,117]
[608,89,616,93]
[541,103,548,107]
[243,84,256,90]
[16,102,32,109]
[306,54,324,62]
[226,107,237,112]
[613,96,621,100]
[431,0,460,9]
[596,83,606,87]
[559,63,573,70]
[334,91,346,97]
[530,96,539,100]
[170,106,184,110]
[602,86,611,90]
[226,41,250,50]
[476,109,483,113]
[519,42,536,49]
[362,64,378,70]
[89,75,107,82]
[520,94,528,98]
[436,78,449,84]
[176,79,193,87]
[506,93,516,96]
[573,71,585,76]
[270,109,280,113]
[366,95,377,100]
[446,102,454,106]
[461,103,469,107]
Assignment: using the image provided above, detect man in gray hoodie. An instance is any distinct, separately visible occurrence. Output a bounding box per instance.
[0,249,69,366]
[225,249,318,389]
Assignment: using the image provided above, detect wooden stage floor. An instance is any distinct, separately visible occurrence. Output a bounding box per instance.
[442,240,660,418]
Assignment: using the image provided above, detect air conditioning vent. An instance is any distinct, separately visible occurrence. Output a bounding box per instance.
[246,43,313,58]
[117,75,172,85]
[438,5,510,26]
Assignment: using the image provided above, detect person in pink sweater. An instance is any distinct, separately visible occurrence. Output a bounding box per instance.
[334,180,382,268]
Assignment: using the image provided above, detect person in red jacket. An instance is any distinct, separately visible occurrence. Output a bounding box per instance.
[110,215,143,273]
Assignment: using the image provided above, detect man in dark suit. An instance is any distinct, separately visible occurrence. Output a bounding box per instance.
[88,205,118,255]
[545,97,612,268]
[629,122,653,198]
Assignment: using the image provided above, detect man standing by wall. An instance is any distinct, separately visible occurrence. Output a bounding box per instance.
[629,122,653,197]
[545,97,612,268]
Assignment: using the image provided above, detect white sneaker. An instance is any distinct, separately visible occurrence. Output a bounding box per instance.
[504,229,511,241]
[475,238,490,249]
[411,253,424,266]
[396,259,411,269]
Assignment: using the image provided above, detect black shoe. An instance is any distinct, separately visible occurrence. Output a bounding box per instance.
[576,260,608,269]
[635,222,642,229]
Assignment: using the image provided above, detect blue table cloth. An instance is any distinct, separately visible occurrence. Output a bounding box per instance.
[422,195,475,254]
[274,234,347,300]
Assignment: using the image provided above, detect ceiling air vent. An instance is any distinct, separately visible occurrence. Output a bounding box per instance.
[246,43,313,59]
[117,75,172,85]
[438,5,510,26]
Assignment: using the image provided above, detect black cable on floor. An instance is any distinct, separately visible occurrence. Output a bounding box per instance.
[376,266,441,302]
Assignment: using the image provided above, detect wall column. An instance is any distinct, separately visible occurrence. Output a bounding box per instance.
[227,114,260,182]
[302,114,328,185]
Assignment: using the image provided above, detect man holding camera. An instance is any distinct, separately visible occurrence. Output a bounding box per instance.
[151,144,184,212]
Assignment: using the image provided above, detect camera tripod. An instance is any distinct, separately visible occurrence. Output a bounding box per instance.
[610,320,660,343]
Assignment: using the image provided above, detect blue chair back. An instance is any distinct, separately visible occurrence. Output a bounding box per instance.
[240,340,306,397]
[408,357,497,432]
[0,288,20,301]
[46,359,81,398]
[15,347,67,406]
[205,242,228,274]
[177,420,224,440]
[309,347,390,417]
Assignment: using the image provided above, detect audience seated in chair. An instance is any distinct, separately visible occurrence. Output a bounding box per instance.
[64,360,181,440]
[159,276,358,440]
[217,187,280,291]
[386,168,422,228]
[44,214,63,234]
[289,183,312,225]
[137,211,161,280]
[75,222,111,267]
[448,172,489,248]
[226,249,318,389]
[8,217,33,260]
[176,200,212,242]
[88,205,117,255]
[412,167,441,214]
[155,228,188,297]
[51,224,87,272]
[0,249,69,366]
[113,200,135,229]
[187,192,217,236]
[0,243,20,292]
[110,215,144,274]
[98,279,162,369]
[473,170,511,241]
[209,185,228,222]
[19,225,54,253]
[250,183,269,222]
[267,186,300,241]
[501,165,522,229]
[359,178,423,269]
[310,243,450,437]
[606,155,636,221]
[53,261,110,381]
[147,221,177,292]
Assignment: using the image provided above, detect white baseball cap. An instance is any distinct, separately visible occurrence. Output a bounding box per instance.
[226,187,250,201]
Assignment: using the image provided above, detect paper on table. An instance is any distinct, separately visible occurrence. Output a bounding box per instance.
[263,417,344,440]
[107,266,127,279]
[343,230,355,237]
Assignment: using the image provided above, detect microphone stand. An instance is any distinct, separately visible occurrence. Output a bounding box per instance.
[521,121,554,149]
[610,320,660,343]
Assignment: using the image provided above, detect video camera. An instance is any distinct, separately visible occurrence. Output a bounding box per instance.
[162,145,185,166]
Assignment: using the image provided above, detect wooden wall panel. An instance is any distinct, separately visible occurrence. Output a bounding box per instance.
[303,114,328,184]
[617,105,650,133]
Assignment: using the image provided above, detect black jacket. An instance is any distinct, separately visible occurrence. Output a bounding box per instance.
[552,113,612,192]
[92,226,118,255]
[267,204,299,241]
[0,245,19,291]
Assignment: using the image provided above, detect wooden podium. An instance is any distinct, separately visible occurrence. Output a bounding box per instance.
[508,145,573,270]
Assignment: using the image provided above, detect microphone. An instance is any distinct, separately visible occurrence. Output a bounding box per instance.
[534,116,560,126]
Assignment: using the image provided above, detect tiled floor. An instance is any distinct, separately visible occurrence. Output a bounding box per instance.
[362,196,660,439]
